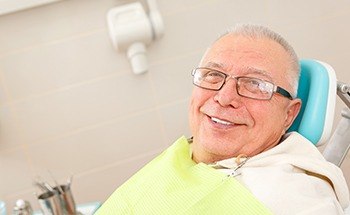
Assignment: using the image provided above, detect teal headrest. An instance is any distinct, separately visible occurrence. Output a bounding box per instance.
[288,59,336,145]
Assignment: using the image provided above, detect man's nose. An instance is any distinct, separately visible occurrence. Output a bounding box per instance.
[214,78,242,107]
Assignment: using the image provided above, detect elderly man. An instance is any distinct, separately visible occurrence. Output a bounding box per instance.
[96,24,349,214]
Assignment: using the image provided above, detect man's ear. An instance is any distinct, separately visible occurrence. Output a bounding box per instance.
[284,98,302,130]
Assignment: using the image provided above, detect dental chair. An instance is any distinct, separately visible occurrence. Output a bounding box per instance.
[288,59,350,213]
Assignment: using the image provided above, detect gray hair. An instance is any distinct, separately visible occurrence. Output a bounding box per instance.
[201,24,300,98]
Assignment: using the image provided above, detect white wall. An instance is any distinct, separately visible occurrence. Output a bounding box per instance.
[0,0,349,211]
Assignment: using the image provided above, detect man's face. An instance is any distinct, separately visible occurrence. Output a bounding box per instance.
[189,34,301,163]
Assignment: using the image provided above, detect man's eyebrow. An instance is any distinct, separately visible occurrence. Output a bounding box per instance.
[203,62,226,70]
[203,62,274,81]
[240,66,273,81]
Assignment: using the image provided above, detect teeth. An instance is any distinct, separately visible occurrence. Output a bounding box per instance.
[211,117,232,125]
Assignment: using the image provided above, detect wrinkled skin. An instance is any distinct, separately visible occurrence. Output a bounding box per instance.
[189,35,301,164]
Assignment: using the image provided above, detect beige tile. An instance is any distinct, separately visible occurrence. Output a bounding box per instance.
[0,148,33,195]
[157,0,216,15]
[147,0,269,65]
[279,17,350,130]
[149,51,201,105]
[0,82,7,105]
[0,106,25,150]
[159,100,191,144]
[305,49,350,84]
[0,78,7,106]
[266,0,350,28]
[0,0,130,55]
[12,73,156,143]
[279,13,350,59]
[26,109,166,180]
[283,25,350,128]
[0,30,130,101]
[72,152,159,206]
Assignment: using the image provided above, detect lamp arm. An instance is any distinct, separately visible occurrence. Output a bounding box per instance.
[322,82,350,166]
[337,82,350,108]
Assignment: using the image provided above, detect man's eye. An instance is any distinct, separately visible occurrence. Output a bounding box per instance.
[245,79,262,89]
[204,72,224,83]
[254,81,272,93]
[249,79,261,87]
[242,79,271,93]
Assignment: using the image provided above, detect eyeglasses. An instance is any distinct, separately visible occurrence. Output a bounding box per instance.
[191,67,293,100]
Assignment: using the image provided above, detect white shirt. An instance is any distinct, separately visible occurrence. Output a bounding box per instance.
[202,132,349,214]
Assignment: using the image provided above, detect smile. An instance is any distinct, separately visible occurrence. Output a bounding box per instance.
[210,117,233,125]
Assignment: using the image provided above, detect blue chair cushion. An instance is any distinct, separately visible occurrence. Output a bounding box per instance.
[288,59,335,145]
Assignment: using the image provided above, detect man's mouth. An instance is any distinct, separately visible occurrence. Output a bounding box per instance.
[210,117,233,126]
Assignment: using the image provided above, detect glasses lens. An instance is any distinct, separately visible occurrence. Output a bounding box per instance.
[193,68,225,90]
[237,77,273,100]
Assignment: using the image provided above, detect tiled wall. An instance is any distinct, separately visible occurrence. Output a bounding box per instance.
[0,0,349,211]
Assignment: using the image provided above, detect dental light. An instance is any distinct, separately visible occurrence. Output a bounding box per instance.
[106,0,164,75]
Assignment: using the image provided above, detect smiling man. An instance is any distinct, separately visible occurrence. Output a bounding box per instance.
[189,31,301,164]
[96,24,349,215]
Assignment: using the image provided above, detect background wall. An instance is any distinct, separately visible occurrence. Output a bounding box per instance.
[0,0,349,211]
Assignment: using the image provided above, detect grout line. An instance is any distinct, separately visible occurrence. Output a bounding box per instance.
[0,64,192,151]
[0,68,12,107]
[0,69,33,157]
[73,148,163,178]
[147,67,169,147]
[5,96,191,152]
[20,105,159,149]
[0,49,203,108]
[161,0,226,18]
[156,97,190,110]
[0,0,219,59]
[3,187,36,202]
[0,0,211,59]
[22,143,37,181]
[0,27,107,59]
[148,47,204,68]
[1,97,191,154]
[0,144,25,155]
[271,7,350,32]
[1,71,190,154]
[156,98,190,146]
[1,71,128,106]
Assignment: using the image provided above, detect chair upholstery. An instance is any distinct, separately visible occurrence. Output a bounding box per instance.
[288,59,337,146]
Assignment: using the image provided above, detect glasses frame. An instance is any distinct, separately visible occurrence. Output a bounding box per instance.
[191,67,294,100]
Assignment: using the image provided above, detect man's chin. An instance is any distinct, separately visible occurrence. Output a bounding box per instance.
[196,139,241,161]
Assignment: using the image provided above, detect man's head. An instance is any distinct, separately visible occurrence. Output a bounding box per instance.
[189,24,302,164]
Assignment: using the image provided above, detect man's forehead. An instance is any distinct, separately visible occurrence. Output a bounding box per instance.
[200,36,291,82]
[209,34,286,60]
[203,61,274,81]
